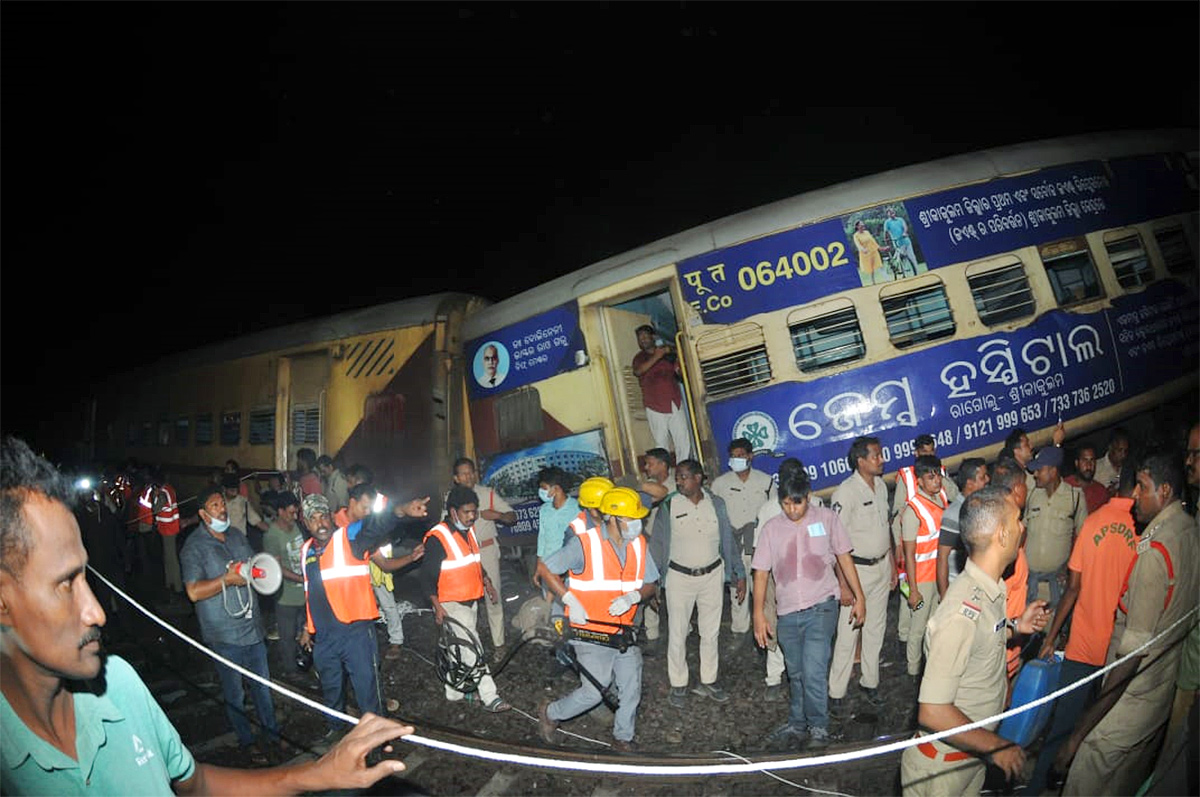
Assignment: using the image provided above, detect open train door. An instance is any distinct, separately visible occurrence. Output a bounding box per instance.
[274,352,329,472]
[600,291,696,476]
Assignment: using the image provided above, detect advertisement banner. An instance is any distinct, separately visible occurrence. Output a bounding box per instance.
[480,428,610,538]
[707,280,1199,492]
[465,301,586,398]
[679,154,1196,325]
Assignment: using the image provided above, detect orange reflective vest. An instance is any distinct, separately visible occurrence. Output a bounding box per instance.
[568,511,590,537]
[424,522,484,603]
[566,528,646,633]
[301,527,379,633]
[897,466,948,506]
[904,490,944,584]
[153,485,180,537]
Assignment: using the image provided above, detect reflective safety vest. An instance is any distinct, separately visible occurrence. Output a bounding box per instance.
[153,485,180,537]
[566,527,646,633]
[424,522,484,603]
[897,466,948,506]
[301,527,379,634]
[568,511,590,537]
[904,490,944,584]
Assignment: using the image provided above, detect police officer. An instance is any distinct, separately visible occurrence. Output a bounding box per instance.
[536,487,660,752]
[900,486,1049,795]
[1023,445,1087,606]
[711,437,772,639]
[828,436,894,716]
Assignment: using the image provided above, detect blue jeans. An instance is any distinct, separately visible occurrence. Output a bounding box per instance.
[313,620,382,730]
[211,641,279,747]
[1024,658,1100,795]
[1027,569,1063,607]
[776,596,838,733]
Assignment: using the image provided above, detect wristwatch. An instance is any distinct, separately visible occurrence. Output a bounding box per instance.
[1006,617,1020,632]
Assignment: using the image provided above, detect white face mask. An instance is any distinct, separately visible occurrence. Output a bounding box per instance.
[620,519,643,539]
[207,514,230,533]
[451,511,469,532]
[728,457,750,473]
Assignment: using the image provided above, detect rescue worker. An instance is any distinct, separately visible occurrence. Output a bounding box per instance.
[420,485,511,713]
[891,435,958,645]
[711,437,772,640]
[1058,452,1200,795]
[899,455,947,677]
[900,486,1049,796]
[536,487,660,752]
[828,436,894,716]
[450,458,517,660]
[568,476,615,536]
[649,459,745,707]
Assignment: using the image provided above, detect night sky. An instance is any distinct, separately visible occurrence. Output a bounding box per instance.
[4,2,1197,460]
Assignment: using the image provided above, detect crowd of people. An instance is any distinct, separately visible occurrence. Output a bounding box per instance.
[3,408,1198,795]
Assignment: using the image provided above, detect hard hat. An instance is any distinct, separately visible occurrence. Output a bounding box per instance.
[578,476,615,509]
[598,486,648,519]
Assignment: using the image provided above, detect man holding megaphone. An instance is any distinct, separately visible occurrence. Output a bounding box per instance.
[180,485,282,764]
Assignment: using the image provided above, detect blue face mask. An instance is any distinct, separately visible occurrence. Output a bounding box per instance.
[620,519,643,540]
[208,515,230,533]
[538,487,552,503]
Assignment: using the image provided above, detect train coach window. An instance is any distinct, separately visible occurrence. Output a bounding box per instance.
[220,411,241,446]
[880,278,956,350]
[1103,231,1154,290]
[195,413,213,445]
[697,323,772,398]
[174,416,190,446]
[967,257,1036,326]
[1155,225,1196,274]
[787,299,866,372]
[249,408,275,445]
[496,386,543,441]
[1039,238,1104,307]
[291,404,321,445]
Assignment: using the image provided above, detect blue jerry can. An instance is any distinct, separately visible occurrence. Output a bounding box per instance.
[998,652,1063,747]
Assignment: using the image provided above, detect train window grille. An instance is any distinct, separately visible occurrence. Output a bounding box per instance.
[1103,231,1154,290]
[1155,225,1195,274]
[697,323,772,398]
[291,405,320,445]
[788,299,866,372]
[195,413,214,445]
[967,258,1036,326]
[496,387,543,442]
[1040,240,1104,307]
[881,280,956,349]
[249,408,275,445]
[174,416,190,446]
[220,411,241,446]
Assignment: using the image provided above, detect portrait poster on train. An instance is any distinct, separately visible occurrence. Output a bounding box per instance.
[707,279,1198,492]
[480,428,611,538]
[678,154,1195,325]
[464,301,586,398]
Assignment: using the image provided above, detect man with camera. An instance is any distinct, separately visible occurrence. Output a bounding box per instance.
[631,325,691,463]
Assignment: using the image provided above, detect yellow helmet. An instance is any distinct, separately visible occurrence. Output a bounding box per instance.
[598,486,648,519]
[578,477,615,509]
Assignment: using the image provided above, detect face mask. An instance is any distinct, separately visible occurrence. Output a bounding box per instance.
[538,487,552,503]
[452,513,470,532]
[728,457,749,473]
[207,515,230,533]
[621,519,643,539]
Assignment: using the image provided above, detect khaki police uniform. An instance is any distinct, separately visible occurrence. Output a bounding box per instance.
[828,471,892,699]
[471,484,513,648]
[900,559,1008,796]
[1064,500,1200,795]
[712,467,772,635]
[1024,481,1087,603]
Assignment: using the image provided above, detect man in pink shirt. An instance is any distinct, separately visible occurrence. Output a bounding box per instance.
[753,471,865,750]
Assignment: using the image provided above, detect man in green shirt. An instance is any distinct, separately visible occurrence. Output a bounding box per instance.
[263,492,308,681]
[0,435,413,795]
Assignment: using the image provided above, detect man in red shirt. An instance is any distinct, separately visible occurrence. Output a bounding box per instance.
[1025,463,1138,794]
[1064,443,1111,515]
[631,325,691,463]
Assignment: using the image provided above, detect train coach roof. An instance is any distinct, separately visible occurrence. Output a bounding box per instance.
[462,128,1197,340]
[131,292,488,377]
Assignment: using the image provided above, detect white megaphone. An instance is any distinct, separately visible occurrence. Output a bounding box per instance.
[231,553,283,595]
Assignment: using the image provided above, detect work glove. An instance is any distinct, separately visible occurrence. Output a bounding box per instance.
[608,590,640,616]
[562,591,588,624]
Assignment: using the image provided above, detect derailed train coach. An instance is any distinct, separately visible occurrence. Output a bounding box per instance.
[460,129,1199,546]
[90,293,490,518]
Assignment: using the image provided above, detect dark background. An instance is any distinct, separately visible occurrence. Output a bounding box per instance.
[4,2,1197,461]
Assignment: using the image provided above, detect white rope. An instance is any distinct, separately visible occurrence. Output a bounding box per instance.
[88,565,1196,777]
